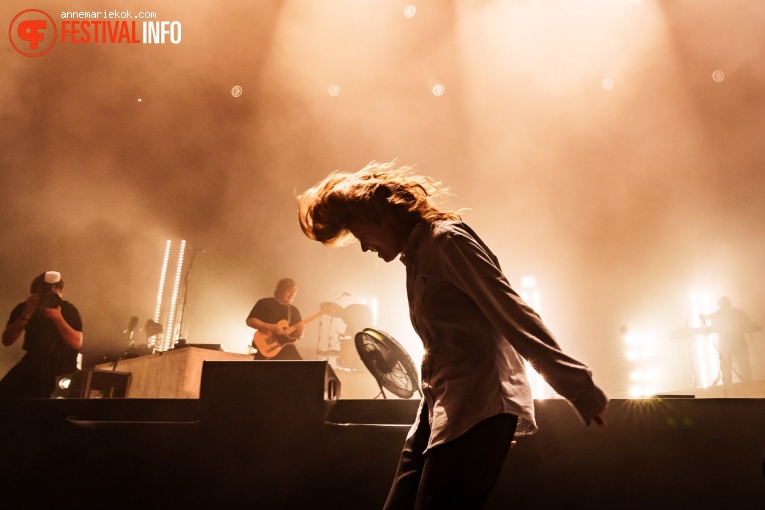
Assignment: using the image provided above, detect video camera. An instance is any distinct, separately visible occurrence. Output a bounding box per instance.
[38,271,62,308]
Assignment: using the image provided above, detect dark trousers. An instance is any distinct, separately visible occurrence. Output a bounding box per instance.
[384,403,518,510]
[0,354,56,399]
[719,338,751,385]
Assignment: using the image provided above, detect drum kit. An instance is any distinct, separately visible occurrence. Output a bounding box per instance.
[316,301,374,371]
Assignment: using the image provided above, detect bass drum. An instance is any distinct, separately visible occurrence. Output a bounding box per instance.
[338,336,362,370]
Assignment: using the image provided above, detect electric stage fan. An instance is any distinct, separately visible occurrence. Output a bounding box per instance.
[355,328,422,399]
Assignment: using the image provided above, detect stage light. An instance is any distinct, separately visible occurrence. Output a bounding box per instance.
[519,276,541,311]
[231,85,243,97]
[601,78,614,91]
[154,240,172,324]
[625,330,660,397]
[631,385,657,398]
[328,84,341,96]
[144,319,163,339]
[630,369,657,383]
[404,5,417,19]
[164,240,186,350]
[525,361,554,400]
[432,84,445,96]
[712,70,725,83]
[52,372,87,398]
[517,276,553,399]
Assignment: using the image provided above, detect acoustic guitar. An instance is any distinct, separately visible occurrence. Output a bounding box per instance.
[252,303,339,358]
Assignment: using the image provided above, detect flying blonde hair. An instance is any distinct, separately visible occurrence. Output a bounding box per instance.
[297,161,460,246]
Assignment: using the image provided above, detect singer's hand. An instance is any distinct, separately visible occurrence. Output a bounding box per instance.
[593,409,607,429]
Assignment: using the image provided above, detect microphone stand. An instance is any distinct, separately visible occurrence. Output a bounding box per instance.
[176,248,202,348]
[316,294,347,366]
[316,316,323,360]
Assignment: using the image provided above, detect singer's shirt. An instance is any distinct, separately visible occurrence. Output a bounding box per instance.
[401,220,607,451]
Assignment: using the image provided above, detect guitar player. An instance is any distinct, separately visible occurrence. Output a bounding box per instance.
[246,278,305,360]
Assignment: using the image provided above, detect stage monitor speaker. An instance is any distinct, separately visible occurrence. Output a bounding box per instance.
[199,360,340,426]
[85,370,131,399]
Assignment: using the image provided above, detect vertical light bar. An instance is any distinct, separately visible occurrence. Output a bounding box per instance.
[154,240,172,323]
[164,240,186,350]
[525,349,546,399]
[150,240,172,349]
[520,276,553,399]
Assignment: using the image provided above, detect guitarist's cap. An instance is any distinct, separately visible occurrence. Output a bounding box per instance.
[274,278,297,295]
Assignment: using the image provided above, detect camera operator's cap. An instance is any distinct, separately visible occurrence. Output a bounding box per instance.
[44,271,61,284]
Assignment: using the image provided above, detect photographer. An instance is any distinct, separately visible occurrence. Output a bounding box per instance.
[0,271,83,398]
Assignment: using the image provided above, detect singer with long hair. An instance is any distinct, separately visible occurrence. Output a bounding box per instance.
[297,161,608,509]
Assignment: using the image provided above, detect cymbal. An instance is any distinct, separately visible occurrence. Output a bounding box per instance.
[320,302,344,318]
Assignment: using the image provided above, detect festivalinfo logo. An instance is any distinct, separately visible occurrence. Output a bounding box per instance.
[9,8,182,57]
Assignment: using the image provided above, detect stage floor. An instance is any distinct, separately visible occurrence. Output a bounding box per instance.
[1,362,763,509]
